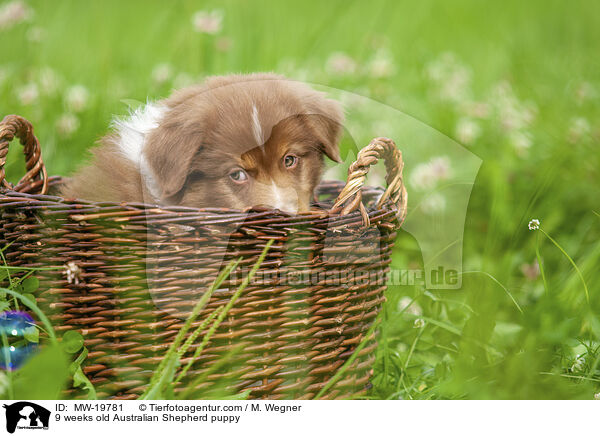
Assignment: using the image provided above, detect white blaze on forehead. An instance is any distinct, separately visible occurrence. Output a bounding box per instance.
[270,180,283,208]
[112,102,167,201]
[251,104,265,146]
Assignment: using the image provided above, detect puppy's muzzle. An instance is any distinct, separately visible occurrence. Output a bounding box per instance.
[255,180,302,214]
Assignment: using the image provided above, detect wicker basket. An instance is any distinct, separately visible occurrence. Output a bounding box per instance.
[0,114,407,399]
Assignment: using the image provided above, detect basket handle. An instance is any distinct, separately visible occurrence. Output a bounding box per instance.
[330,137,407,226]
[0,115,48,195]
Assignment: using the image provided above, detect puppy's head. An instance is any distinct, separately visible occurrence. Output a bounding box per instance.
[141,73,344,213]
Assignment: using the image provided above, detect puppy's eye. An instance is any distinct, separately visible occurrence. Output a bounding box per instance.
[283,154,298,169]
[229,169,248,183]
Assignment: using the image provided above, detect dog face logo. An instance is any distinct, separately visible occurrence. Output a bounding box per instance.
[2,402,50,433]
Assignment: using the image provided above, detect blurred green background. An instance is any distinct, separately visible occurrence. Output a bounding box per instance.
[0,0,599,399]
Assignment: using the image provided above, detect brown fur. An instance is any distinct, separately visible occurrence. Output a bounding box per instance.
[61,73,344,213]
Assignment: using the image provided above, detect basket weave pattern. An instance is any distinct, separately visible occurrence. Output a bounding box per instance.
[0,115,407,399]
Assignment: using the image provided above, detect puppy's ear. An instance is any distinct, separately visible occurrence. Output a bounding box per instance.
[305,96,344,163]
[143,122,201,202]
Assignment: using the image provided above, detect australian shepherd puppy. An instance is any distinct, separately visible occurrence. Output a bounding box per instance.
[60,73,344,214]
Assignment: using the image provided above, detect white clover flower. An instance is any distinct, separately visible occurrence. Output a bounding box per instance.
[65,85,89,112]
[528,219,540,230]
[64,261,82,284]
[567,117,591,144]
[16,82,38,105]
[570,355,585,373]
[151,63,173,85]
[326,52,357,76]
[460,101,490,119]
[368,57,394,78]
[499,103,533,132]
[192,9,223,34]
[56,113,79,138]
[425,52,472,103]
[38,66,60,96]
[410,163,438,191]
[367,49,395,78]
[425,52,456,82]
[509,131,532,156]
[489,81,537,133]
[455,117,481,145]
[413,318,425,328]
[410,156,451,191]
[0,0,32,30]
[594,392,600,400]
[429,156,451,180]
[439,68,471,103]
[421,193,447,215]
[397,296,423,316]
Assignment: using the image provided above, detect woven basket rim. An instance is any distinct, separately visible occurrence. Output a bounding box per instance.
[0,177,400,228]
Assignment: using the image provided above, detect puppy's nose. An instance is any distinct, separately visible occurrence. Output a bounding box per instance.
[257,200,299,214]
[257,203,298,214]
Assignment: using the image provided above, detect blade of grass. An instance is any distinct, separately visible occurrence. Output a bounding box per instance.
[402,313,503,357]
[460,271,523,314]
[141,351,181,400]
[539,372,600,383]
[0,266,64,271]
[69,347,97,400]
[540,228,590,304]
[141,239,274,399]
[0,249,17,310]
[177,239,275,385]
[179,344,245,399]
[177,305,225,361]
[0,330,15,399]
[535,231,549,296]
[174,305,225,383]
[396,321,425,393]
[403,313,461,336]
[140,256,241,399]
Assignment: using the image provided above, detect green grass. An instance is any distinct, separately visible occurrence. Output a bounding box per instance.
[0,0,599,399]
